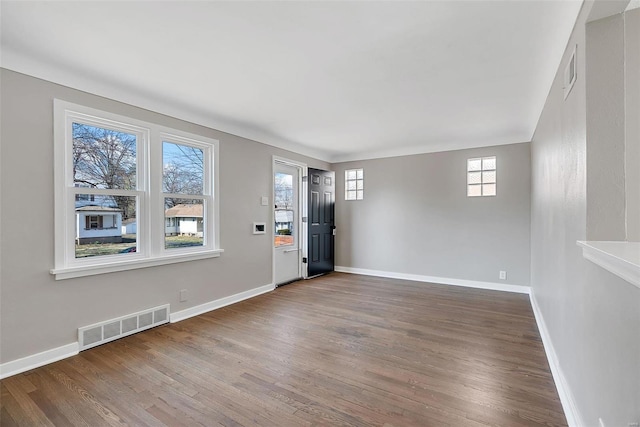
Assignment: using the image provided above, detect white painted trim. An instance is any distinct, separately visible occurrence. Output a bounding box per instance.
[334,267,580,424]
[52,99,223,280]
[2,52,531,165]
[51,249,224,280]
[272,156,308,285]
[530,292,585,427]
[334,266,530,294]
[0,282,273,379]
[577,241,640,288]
[2,49,332,163]
[170,283,275,323]
[0,342,79,380]
[329,139,531,163]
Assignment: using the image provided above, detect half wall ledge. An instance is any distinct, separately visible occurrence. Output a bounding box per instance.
[577,241,640,289]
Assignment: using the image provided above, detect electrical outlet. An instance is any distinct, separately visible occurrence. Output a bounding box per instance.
[179,289,188,302]
[499,271,507,280]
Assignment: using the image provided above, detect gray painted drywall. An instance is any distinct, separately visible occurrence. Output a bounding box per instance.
[586,13,627,241]
[333,143,531,287]
[626,8,640,241]
[531,3,640,426]
[0,69,329,364]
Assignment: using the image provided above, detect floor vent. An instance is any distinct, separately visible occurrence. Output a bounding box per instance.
[78,304,170,351]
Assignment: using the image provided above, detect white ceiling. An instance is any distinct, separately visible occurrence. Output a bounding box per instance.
[1,1,583,163]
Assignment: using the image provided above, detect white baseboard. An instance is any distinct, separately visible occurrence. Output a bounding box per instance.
[0,283,275,380]
[335,267,581,423]
[334,266,530,294]
[170,283,275,323]
[0,342,79,380]
[0,275,578,427]
[530,292,584,427]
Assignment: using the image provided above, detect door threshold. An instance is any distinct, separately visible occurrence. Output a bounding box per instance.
[276,278,302,287]
[306,271,333,280]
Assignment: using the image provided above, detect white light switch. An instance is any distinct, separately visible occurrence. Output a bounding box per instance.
[261,196,269,206]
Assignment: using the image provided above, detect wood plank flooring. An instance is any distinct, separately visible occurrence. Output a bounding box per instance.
[1,273,567,426]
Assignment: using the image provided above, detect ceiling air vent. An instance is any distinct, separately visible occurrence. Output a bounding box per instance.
[564,45,577,100]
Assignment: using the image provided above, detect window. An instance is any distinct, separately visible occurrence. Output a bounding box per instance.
[52,100,221,279]
[163,141,206,249]
[345,168,364,200]
[274,172,294,247]
[467,156,496,197]
[87,216,101,230]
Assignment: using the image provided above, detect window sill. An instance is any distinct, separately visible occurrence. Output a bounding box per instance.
[50,249,224,280]
[577,241,640,289]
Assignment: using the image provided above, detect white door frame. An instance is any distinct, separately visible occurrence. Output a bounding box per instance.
[272,156,308,286]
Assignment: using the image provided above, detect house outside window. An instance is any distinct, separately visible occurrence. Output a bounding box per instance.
[52,100,221,279]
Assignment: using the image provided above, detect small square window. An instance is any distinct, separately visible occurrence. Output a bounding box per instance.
[345,168,364,200]
[467,156,496,197]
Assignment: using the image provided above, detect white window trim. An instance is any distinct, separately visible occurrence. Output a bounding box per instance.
[345,168,364,200]
[467,156,497,197]
[51,99,222,280]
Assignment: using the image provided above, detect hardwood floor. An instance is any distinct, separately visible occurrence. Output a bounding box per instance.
[1,273,566,426]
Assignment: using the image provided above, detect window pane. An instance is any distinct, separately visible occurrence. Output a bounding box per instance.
[347,180,356,190]
[274,209,294,247]
[356,180,364,190]
[468,184,482,197]
[482,170,496,183]
[72,123,136,190]
[163,142,204,195]
[274,173,293,211]
[356,190,364,200]
[468,171,482,184]
[482,157,496,170]
[75,194,137,258]
[346,170,357,180]
[164,199,204,249]
[346,190,356,200]
[274,172,294,247]
[356,169,363,179]
[467,158,482,172]
[482,183,496,196]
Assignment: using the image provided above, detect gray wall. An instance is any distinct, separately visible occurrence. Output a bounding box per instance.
[333,143,531,287]
[531,3,640,426]
[0,69,329,364]
[586,7,640,242]
[586,13,627,241]
[625,8,640,241]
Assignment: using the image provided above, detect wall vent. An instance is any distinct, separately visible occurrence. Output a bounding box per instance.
[78,304,170,351]
[564,44,577,100]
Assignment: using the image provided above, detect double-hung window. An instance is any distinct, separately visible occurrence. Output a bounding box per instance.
[52,100,221,279]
